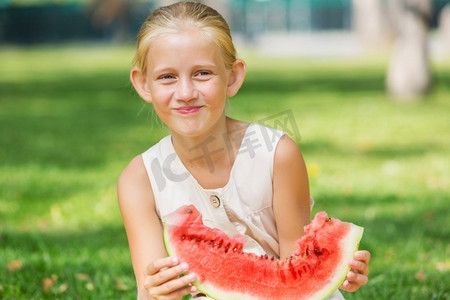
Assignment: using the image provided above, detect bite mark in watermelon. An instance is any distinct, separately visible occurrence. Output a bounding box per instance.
[163,205,363,300]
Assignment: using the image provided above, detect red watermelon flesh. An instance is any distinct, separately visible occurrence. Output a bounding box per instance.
[163,205,363,300]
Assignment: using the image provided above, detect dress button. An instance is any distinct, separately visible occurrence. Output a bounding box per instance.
[209,195,220,208]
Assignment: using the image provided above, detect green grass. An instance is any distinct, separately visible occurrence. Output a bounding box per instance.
[1,45,449,299]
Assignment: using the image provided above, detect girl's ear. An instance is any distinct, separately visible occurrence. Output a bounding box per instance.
[130,67,152,103]
[226,59,247,98]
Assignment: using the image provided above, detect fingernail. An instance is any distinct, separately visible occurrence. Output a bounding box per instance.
[188,273,196,281]
[171,257,179,265]
[181,263,189,271]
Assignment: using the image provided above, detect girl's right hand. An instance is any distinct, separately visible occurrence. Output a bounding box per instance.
[143,256,198,300]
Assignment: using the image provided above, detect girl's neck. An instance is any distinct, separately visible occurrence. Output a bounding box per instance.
[170,117,249,186]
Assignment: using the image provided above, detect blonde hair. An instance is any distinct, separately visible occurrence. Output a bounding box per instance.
[133,1,236,74]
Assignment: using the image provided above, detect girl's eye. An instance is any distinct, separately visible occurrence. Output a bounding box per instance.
[159,74,175,80]
[196,71,211,77]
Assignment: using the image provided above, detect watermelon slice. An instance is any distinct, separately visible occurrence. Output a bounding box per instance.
[163,205,363,300]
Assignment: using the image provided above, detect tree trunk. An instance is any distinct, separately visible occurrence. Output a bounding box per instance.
[386,0,433,101]
[352,0,393,51]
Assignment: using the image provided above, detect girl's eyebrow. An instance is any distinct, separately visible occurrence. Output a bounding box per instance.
[152,63,218,75]
[192,62,217,69]
[152,67,174,74]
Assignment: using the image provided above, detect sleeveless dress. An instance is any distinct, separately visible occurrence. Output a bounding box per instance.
[141,123,345,300]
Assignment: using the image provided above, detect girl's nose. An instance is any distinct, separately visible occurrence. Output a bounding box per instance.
[175,78,198,102]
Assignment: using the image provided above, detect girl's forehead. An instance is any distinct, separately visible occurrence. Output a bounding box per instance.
[145,28,226,71]
[157,25,214,45]
[148,27,221,56]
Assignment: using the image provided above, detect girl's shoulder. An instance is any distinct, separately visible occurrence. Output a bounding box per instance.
[273,134,306,173]
[117,155,155,209]
[119,155,148,185]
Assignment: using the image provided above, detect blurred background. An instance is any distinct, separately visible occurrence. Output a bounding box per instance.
[1,0,449,57]
[1,0,449,97]
[1,0,449,299]
[0,0,449,46]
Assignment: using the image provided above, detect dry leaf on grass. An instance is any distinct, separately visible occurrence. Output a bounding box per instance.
[7,260,23,272]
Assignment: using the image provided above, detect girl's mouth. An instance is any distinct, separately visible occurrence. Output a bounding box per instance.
[175,106,203,114]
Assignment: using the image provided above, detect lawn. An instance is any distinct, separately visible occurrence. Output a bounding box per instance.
[0,45,449,299]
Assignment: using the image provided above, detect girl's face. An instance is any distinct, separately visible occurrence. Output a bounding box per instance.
[142,27,236,138]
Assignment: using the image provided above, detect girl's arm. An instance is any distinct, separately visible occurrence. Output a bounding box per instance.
[272,135,370,292]
[272,135,311,259]
[118,156,197,299]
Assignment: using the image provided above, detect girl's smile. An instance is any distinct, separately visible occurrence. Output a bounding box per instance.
[173,105,204,115]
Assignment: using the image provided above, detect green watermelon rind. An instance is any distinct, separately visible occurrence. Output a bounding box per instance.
[163,217,364,300]
[307,224,364,300]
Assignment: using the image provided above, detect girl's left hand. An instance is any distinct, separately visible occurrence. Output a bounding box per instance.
[340,250,371,292]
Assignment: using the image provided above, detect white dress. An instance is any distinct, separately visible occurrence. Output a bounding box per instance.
[141,123,344,300]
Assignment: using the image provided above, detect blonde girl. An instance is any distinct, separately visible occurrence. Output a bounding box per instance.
[118,2,370,299]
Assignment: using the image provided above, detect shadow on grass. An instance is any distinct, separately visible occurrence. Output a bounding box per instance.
[0,225,135,299]
[242,65,450,95]
[312,191,449,249]
[1,71,162,168]
[299,139,443,159]
[242,70,386,94]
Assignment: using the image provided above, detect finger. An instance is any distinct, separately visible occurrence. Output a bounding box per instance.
[148,272,197,298]
[145,257,179,275]
[149,283,197,300]
[354,250,371,264]
[144,262,189,289]
[340,279,360,293]
[346,271,369,286]
[349,259,370,276]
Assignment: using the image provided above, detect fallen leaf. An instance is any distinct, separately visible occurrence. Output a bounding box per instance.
[58,283,69,293]
[76,273,90,281]
[7,260,23,272]
[0,284,3,291]
[414,270,427,282]
[42,277,54,292]
[357,138,374,153]
[435,261,450,272]
[115,277,129,291]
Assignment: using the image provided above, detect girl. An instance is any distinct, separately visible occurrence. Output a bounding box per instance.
[118,2,370,299]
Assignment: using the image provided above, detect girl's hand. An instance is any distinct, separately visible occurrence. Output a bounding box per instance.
[142,256,197,300]
[340,250,371,292]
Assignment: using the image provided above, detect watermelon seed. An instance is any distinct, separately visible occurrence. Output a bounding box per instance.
[181,234,186,240]
[314,249,323,255]
[186,208,192,214]
[224,247,229,253]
